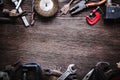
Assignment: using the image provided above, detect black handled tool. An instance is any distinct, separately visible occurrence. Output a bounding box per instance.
[22,63,43,80]
[0,0,3,6]
[0,17,16,23]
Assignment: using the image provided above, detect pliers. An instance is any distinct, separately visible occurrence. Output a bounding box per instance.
[69,0,86,15]
[70,0,106,15]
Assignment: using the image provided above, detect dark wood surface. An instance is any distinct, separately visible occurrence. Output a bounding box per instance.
[0,0,120,79]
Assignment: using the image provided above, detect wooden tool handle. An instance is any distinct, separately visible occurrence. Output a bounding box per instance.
[86,0,106,7]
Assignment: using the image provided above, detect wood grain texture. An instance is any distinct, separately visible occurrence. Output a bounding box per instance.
[0,0,120,79]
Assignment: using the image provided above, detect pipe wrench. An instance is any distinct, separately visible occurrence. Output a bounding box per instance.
[57,64,77,80]
[11,0,29,27]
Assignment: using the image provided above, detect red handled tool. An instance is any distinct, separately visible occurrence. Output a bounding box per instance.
[86,6,101,25]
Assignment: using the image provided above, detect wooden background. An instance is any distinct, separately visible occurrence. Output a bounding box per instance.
[0,0,120,79]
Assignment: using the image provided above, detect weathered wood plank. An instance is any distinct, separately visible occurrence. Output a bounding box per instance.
[0,0,120,79]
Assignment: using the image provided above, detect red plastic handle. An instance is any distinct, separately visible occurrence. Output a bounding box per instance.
[86,11,101,25]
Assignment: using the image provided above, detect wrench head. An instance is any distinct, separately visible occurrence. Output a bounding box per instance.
[67,64,77,73]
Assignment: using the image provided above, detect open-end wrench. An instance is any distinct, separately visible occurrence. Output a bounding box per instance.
[12,0,29,27]
[57,64,77,80]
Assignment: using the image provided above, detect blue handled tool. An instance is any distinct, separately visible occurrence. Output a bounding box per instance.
[0,0,3,6]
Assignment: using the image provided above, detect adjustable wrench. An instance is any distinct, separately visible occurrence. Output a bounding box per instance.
[57,64,77,80]
[12,0,29,27]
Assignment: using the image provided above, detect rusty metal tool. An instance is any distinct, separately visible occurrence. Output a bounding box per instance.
[60,0,74,15]
[30,0,35,26]
[49,76,58,80]
[70,0,106,15]
[43,69,62,77]
[2,0,26,18]
[11,0,29,27]
[117,62,120,68]
[3,9,27,18]
[57,64,77,80]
